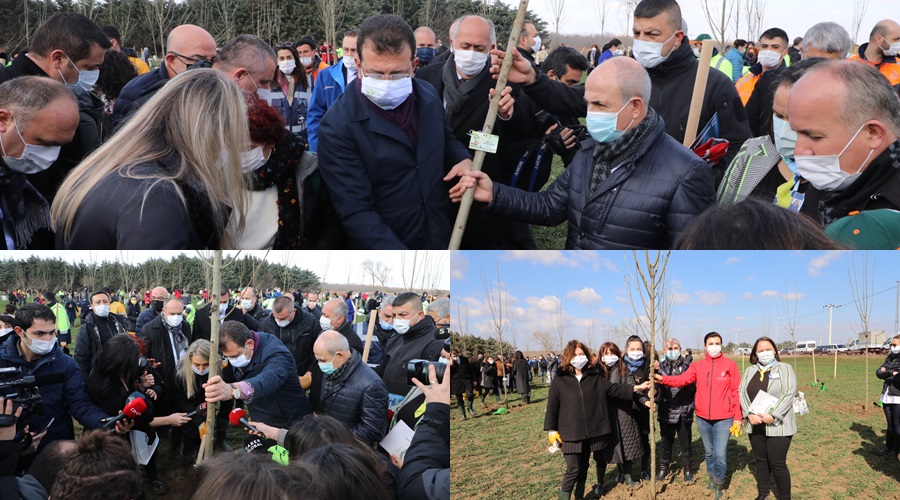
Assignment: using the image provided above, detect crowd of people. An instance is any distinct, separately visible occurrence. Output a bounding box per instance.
[0,282,451,499]
[1,0,898,250]
[450,332,900,499]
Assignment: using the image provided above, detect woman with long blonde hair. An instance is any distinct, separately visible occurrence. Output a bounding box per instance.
[51,69,249,249]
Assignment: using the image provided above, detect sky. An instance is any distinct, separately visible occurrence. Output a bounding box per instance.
[1,251,449,290]
[506,0,892,45]
[450,250,900,352]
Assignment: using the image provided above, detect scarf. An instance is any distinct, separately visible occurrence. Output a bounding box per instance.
[0,164,51,249]
[323,349,359,396]
[589,107,661,196]
[441,53,489,121]
[757,361,776,381]
[245,133,305,249]
[820,140,900,225]
[163,318,189,360]
[624,355,644,373]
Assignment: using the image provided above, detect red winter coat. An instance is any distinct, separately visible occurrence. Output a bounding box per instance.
[661,353,741,422]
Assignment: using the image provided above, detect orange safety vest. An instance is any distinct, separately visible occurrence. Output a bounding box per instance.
[848,53,900,85]
[735,72,760,106]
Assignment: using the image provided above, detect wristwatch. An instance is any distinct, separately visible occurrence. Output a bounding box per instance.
[231,384,241,401]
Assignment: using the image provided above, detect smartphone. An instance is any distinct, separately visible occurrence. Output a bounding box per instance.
[34,417,54,435]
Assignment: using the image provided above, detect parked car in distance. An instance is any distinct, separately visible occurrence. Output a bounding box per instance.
[813,346,829,354]
[824,344,849,353]
[795,341,817,353]
[734,347,751,355]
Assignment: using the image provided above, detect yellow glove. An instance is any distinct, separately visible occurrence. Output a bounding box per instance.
[729,421,742,437]
[548,431,562,446]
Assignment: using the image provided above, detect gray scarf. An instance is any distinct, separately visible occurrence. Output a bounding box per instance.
[441,53,489,121]
[164,318,189,359]
[589,107,661,196]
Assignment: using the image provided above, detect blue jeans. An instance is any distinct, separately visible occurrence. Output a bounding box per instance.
[696,417,731,484]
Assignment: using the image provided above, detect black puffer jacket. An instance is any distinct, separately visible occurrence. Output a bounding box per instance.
[656,355,696,424]
[488,118,714,249]
[877,352,900,398]
[259,306,321,376]
[309,351,389,445]
[544,366,634,442]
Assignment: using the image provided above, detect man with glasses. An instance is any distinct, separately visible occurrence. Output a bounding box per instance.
[317,14,473,249]
[0,303,109,458]
[111,24,217,131]
[307,30,359,153]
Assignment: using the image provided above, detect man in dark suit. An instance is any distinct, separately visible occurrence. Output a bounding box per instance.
[416,14,542,249]
[138,297,192,416]
[192,284,260,343]
[317,14,472,249]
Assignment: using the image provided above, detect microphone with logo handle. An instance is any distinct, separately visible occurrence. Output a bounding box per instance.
[228,408,259,433]
[101,393,148,431]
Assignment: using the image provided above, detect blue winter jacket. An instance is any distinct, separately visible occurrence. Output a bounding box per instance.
[307,63,348,153]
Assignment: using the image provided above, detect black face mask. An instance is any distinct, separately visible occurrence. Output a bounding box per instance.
[151,300,164,313]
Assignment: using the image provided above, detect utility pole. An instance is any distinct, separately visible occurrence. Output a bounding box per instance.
[824,304,841,344]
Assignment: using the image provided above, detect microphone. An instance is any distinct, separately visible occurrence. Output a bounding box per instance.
[101,393,148,431]
[228,408,259,433]
[185,402,208,418]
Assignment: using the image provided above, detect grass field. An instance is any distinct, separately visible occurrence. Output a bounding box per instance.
[451,355,900,499]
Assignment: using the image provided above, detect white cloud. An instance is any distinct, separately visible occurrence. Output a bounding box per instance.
[808,251,845,277]
[525,295,561,313]
[501,250,578,267]
[598,307,616,316]
[724,256,742,265]
[673,292,692,305]
[760,290,779,298]
[450,252,469,281]
[695,290,726,305]
[735,316,748,321]
[784,292,806,301]
[741,292,755,300]
[567,287,603,304]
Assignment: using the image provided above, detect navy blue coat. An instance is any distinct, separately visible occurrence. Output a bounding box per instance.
[317,79,471,249]
[488,117,715,249]
[0,334,107,453]
[309,352,389,445]
[230,330,311,429]
[110,62,170,132]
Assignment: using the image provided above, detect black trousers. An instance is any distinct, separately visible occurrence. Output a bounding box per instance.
[748,433,792,499]
[481,386,500,403]
[660,418,693,467]
[884,403,900,454]
[561,448,605,496]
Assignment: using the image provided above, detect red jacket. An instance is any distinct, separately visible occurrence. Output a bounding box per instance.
[661,353,742,421]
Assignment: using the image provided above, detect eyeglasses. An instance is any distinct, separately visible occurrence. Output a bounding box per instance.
[275,42,294,48]
[169,51,210,64]
[362,72,412,81]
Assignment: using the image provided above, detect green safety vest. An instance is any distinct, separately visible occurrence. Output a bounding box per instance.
[48,302,70,333]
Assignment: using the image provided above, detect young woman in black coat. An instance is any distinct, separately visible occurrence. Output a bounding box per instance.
[544,340,650,500]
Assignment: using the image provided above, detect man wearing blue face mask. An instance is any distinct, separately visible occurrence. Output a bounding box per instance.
[414,26,438,71]
[0,13,110,206]
[654,338,695,483]
[450,56,714,249]
[0,77,78,250]
[317,14,473,249]
[788,60,900,228]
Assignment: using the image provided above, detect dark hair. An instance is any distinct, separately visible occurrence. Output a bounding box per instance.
[704,331,722,346]
[674,198,846,250]
[273,44,309,90]
[560,339,593,374]
[300,444,392,500]
[216,34,276,75]
[220,320,252,348]
[284,413,359,458]
[792,36,803,46]
[296,36,317,51]
[50,431,142,500]
[30,13,111,61]
[0,314,14,325]
[633,0,682,32]
[101,25,121,44]
[626,335,644,350]
[391,292,422,311]
[733,39,747,48]
[14,303,56,331]
[219,283,230,297]
[749,336,781,364]
[87,334,142,399]
[28,440,76,493]
[3,304,14,314]
[515,350,524,361]
[90,289,111,302]
[775,56,827,88]
[357,14,416,62]
[601,38,623,52]
[344,29,359,38]
[541,46,588,78]
[95,49,137,101]
[597,341,627,378]
[272,296,295,313]
[187,452,318,500]
[760,27,789,47]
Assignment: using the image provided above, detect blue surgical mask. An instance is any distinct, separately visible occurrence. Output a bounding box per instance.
[379,320,394,331]
[416,47,436,65]
[59,55,99,92]
[666,350,680,361]
[319,353,337,375]
[586,100,635,144]
[772,115,797,163]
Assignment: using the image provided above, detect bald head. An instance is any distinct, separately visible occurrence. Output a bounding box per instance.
[586,56,651,110]
[415,27,436,48]
[453,15,495,49]
[150,287,169,301]
[314,330,350,358]
[164,24,217,78]
[870,20,900,43]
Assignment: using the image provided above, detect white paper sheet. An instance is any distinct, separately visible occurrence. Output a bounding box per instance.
[379,420,415,460]
[748,390,779,416]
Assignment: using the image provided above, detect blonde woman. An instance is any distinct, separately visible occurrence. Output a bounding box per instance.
[51,69,249,249]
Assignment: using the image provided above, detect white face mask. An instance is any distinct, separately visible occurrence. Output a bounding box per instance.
[25,332,57,355]
[93,304,110,317]
[165,313,183,328]
[278,59,296,74]
[757,350,776,365]
[613,49,624,56]
[228,347,251,368]
[601,355,619,366]
[361,76,413,110]
[192,365,210,376]
[241,299,254,311]
[393,318,411,335]
[0,118,62,174]
[880,38,900,57]
[219,303,229,317]
[319,316,334,331]
[707,344,722,357]
[342,56,357,70]
[299,56,313,67]
[757,49,783,69]
[532,35,542,53]
[453,49,489,77]
[627,351,644,361]
[692,47,700,58]
[276,313,293,328]
[891,345,900,355]
[570,355,588,370]
[794,123,874,191]
[0,328,12,336]
[632,31,678,69]
[772,115,797,162]
[240,146,270,173]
